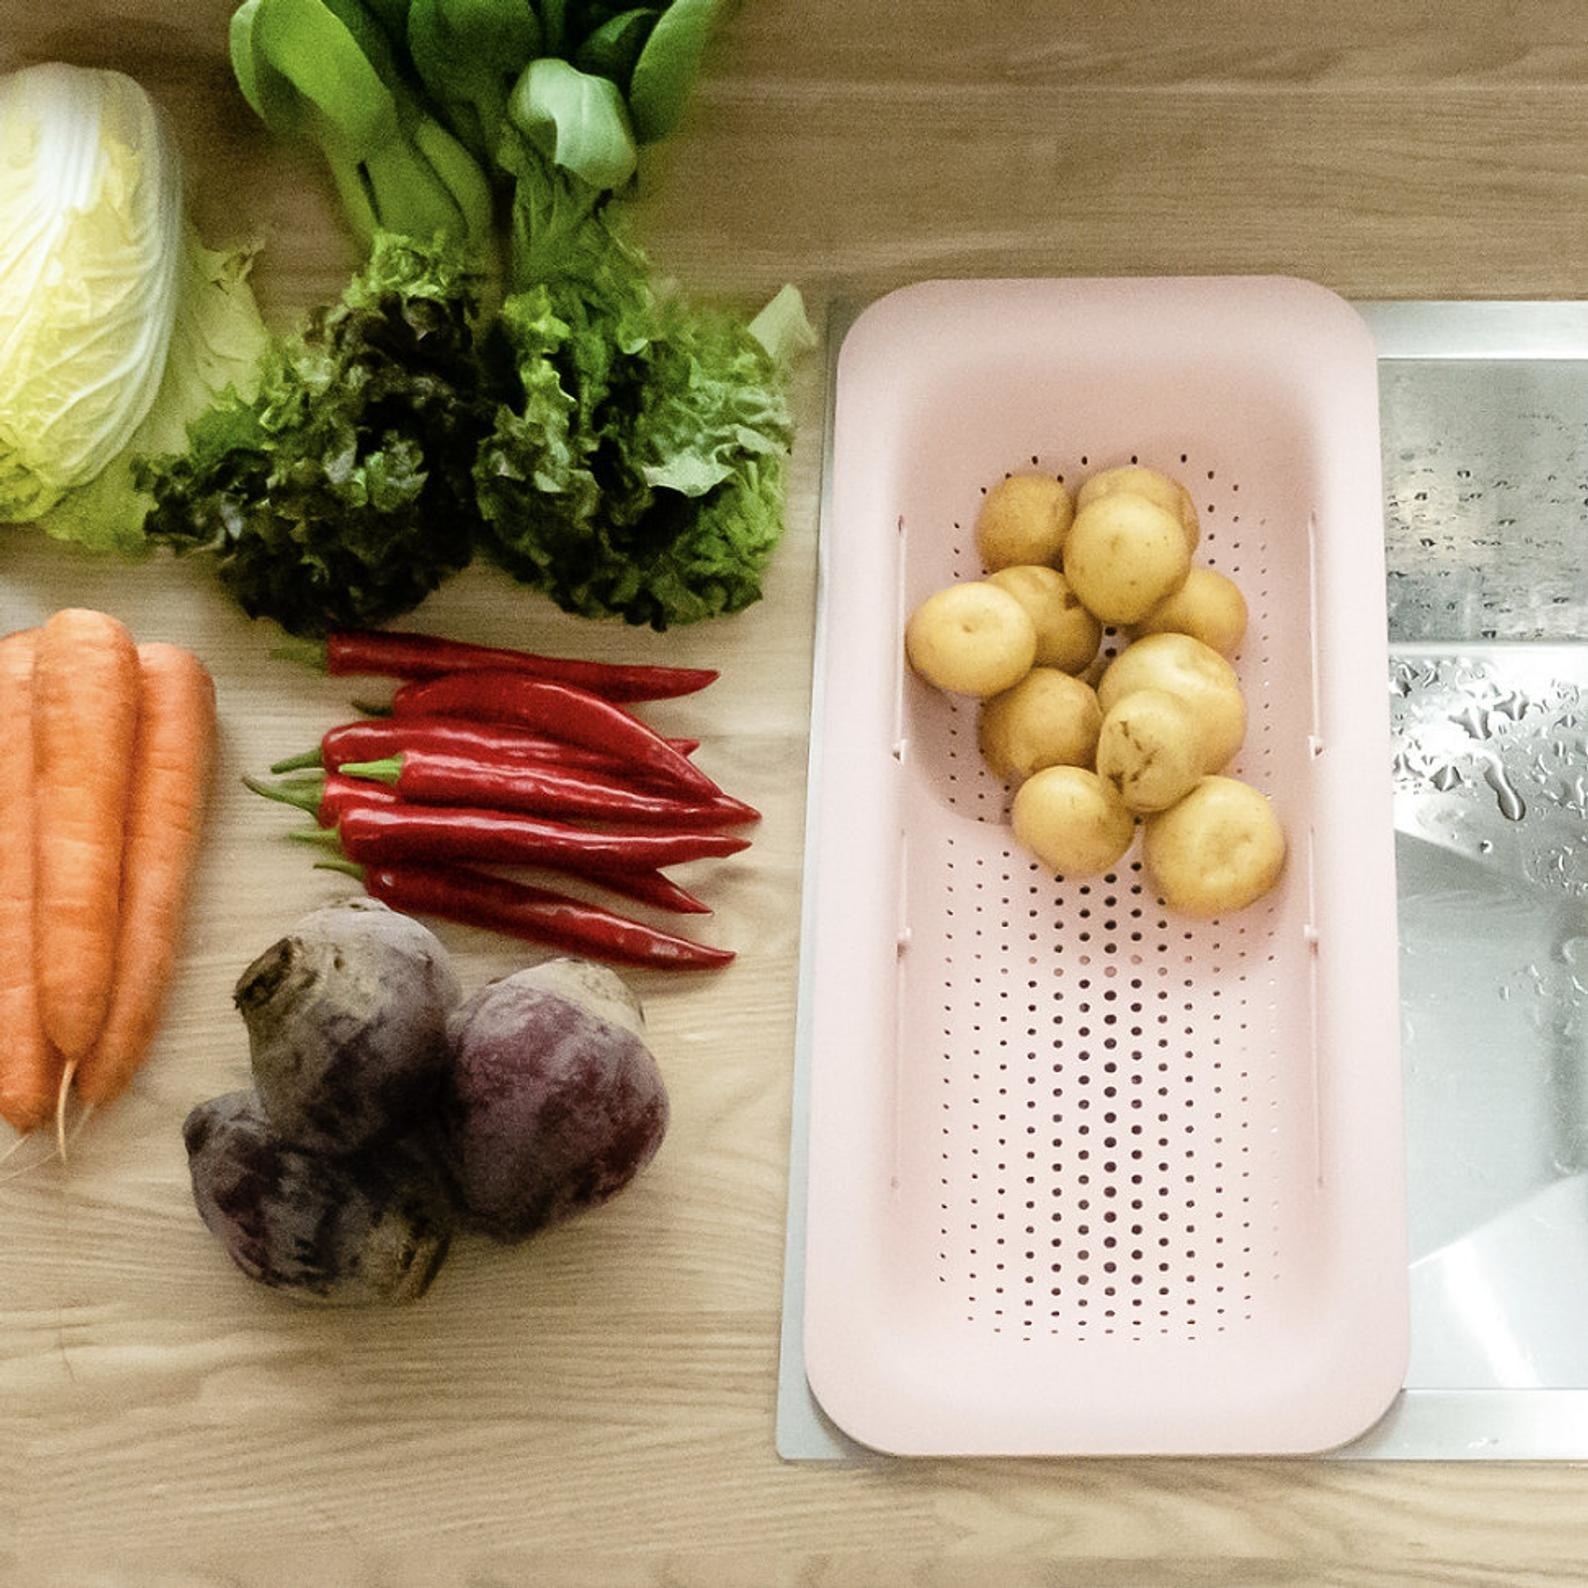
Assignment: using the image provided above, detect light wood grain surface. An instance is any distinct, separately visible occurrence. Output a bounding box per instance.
[7,2,1588,1584]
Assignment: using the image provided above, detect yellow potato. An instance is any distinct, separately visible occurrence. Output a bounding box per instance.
[1143,776,1286,918]
[1097,632,1245,773]
[985,565,1102,674]
[1062,494,1192,626]
[975,474,1074,571]
[1136,567,1248,657]
[1076,464,1200,554]
[1095,689,1203,814]
[978,667,1103,783]
[904,581,1037,697]
[1011,766,1135,879]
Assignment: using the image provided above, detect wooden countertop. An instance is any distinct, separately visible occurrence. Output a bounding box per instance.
[7,3,1588,1583]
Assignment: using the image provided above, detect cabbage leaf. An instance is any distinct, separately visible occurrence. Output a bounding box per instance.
[40,233,270,553]
[0,64,183,522]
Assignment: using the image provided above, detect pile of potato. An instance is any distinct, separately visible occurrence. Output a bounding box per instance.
[904,465,1285,918]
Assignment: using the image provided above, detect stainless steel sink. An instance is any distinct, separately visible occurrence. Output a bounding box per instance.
[779,301,1588,1461]
[1341,309,1588,1455]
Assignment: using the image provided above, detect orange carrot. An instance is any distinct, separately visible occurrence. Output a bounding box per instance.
[32,609,141,1066]
[75,643,217,1107]
[0,630,61,1133]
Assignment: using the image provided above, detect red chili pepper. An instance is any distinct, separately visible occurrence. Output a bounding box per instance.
[328,799,748,872]
[339,750,759,829]
[269,716,700,779]
[391,672,720,801]
[243,772,398,828]
[586,868,710,915]
[250,776,710,913]
[321,860,733,970]
[282,630,718,702]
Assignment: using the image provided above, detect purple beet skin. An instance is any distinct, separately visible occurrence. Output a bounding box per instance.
[235,897,462,1156]
[439,967,668,1242]
[184,1089,453,1305]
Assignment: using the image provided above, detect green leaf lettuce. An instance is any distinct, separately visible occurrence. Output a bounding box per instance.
[474,216,810,629]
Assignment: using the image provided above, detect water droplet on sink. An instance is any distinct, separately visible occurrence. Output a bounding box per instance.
[1431,764,1463,792]
[1478,839,1494,854]
[1483,762,1527,821]
[1451,703,1490,739]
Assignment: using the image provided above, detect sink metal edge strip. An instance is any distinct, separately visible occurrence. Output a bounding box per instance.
[1358,299,1588,360]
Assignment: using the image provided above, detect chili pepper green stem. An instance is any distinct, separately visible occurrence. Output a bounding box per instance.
[313,858,366,880]
[336,756,404,786]
[269,637,329,671]
[243,772,325,815]
[269,748,325,774]
[288,826,345,849]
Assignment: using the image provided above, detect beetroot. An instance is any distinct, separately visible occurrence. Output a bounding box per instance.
[184,1090,453,1305]
[235,898,461,1155]
[516,956,646,1039]
[438,965,667,1241]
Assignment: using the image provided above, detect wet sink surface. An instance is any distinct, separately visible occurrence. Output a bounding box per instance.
[1389,652,1588,1388]
[1381,358,1588,645]
[1344,317,1588,1454]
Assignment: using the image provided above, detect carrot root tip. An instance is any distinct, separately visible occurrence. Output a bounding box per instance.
[55,1061,77,1164]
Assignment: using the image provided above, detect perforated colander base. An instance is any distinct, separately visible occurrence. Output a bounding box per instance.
[900,447,1301,1346]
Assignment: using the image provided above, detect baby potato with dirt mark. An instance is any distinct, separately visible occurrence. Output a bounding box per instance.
[1098,632,1246,774]
[1094,688,1203,814]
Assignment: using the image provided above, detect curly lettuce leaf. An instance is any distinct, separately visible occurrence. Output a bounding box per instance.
[474,215,809,629]
[139,232,489,635]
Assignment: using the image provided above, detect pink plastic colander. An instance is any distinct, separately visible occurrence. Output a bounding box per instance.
[800,277,1408,1456]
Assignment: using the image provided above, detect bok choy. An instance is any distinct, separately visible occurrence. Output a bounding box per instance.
[227,0,725,263]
